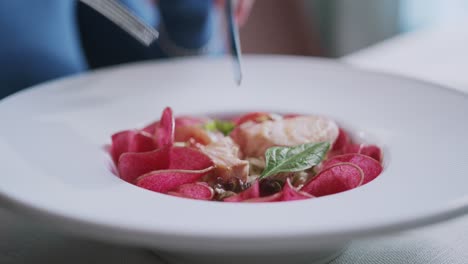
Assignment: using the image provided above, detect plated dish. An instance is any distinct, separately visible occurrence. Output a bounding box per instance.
[0,56,467,264]
[110,107,383,202]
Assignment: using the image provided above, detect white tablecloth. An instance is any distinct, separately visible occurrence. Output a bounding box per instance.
[2,19,468,264]
[336,18,468,264]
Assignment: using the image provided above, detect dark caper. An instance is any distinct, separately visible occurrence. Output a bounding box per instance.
[223,177,246,192]
[259,179,283,196]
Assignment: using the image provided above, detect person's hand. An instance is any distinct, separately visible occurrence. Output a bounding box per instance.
[233,0,254,26]
[215,0,255,26]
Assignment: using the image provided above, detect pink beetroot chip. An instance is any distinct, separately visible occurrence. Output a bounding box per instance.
[117,147,170,183]
[225,178,316,203]
[280,178,314,201]
[224,181,261,202]
[342,143,360,154]
[110,130,156,164]
[169,182,214,200]
[343,144,382,162]
[244,192,283,203]
[142,121,158,134]
[118,146,213,186]
[143,116,205,136]
[323,153,383,184]
[360,145,382,162]
[169,147,214,170]
[302,163,365,197]
[331,128,349,152]
[240,179,313,203]
[131,131,157,152]
[111,130,132,163]
[136,168,213,193]
[155,107,175,148]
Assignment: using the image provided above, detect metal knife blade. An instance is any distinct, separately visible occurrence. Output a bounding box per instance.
[226,0,243,85]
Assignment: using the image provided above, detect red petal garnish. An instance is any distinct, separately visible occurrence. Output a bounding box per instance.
[169,182,214,200]
[343,144,382,162]
[117,147,170,183]
[135,167,214,193]
[302,163,364,197]
[155,107,175,148]
[322,153,383,184]
[233,112,273,126]
[281,178,314,201]
[110,130,156,164]
[331,128,349,151]
[224,181,260,202]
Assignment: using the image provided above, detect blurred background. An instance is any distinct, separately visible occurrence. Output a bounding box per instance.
[241,0,468,57]
[1,0,467,99]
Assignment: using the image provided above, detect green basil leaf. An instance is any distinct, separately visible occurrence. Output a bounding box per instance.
[204,121,218,132]
[204,120,236,135]
[259,142,330,179]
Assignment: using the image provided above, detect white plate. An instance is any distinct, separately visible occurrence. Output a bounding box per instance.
[1,56,468,264]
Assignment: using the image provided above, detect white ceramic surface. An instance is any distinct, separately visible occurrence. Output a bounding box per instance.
[0,56,467,263]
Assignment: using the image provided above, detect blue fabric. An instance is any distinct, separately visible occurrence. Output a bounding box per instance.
[0,0,221,99]
[159,0,214,49]
[0,1,85,97]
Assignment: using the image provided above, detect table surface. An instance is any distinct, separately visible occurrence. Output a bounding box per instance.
[343,18,468,93]
[2,19,468,264]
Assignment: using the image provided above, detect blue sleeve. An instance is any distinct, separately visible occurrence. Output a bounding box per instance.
[158,0,225,56]
[0,1,86,99]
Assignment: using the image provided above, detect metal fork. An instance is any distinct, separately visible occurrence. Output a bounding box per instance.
[79,0,159,46]
[81,0,242,85]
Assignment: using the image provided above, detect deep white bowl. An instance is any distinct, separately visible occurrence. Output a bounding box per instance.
[1,56,467,264]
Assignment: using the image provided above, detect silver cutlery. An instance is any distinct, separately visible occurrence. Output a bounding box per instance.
[226,0,243,85]
[79,0,159,46]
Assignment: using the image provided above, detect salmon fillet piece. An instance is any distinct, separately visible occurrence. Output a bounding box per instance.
[231,115,339,158]
[196,135,250,181]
